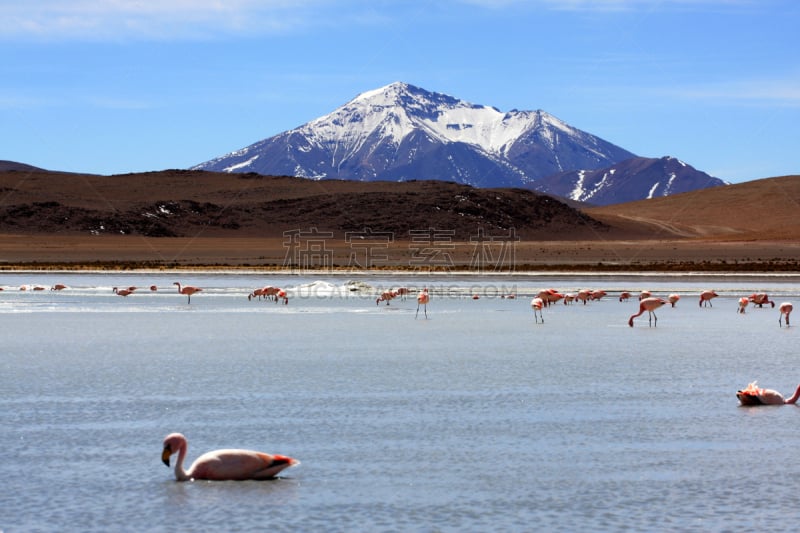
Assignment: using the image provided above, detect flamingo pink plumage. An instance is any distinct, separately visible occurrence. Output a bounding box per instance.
[161,433,299,481]
[174,282,202,304]
[749,293,775,308]
[628,297,666,327]
[416,288,430,319]
[377,290,396,306]
[737,381,800,406]
[737,297,749,314]
[531,297,544,324]
[113,287,133,297]
[668,294,680,307]
[699,290,718,307]
[779,302,793,327]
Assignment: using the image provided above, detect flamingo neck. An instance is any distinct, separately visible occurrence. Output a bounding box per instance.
[174,442,191,481]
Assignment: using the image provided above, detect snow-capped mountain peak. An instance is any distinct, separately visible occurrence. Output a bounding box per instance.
[311,81,571,158]
[194,81,636,186]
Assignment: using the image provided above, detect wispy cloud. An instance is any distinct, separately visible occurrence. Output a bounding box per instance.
[0,0,329,41]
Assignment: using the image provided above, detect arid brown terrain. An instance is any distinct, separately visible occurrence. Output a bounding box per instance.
[1,165,798,271]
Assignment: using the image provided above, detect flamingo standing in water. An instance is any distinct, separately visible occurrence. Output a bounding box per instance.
[162,433,299,481]
[376,290,396,306]
[749,293,775,308]
[619,292,631,302]
[531,297,544,324]
[668,294,680,307]
[113,287,134,297]
[174,282,202,304]
[628,297,666,327]
[51,284,67,291]
[416,288,430,319]
[737,297,749,314]
[779,302,793,327]
[699,290,718,307]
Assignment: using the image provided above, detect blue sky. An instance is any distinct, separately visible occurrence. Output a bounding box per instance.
[1,0,797,183]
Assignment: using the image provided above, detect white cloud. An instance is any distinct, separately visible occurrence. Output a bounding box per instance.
[0,0,327,41]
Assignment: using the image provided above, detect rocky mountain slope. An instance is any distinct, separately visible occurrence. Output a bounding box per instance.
[193,82,724,204]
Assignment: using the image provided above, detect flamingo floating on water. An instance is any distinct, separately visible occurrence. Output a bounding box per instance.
[628,297,666,327]
[737,381,800,406]
[161,433,299,481]
[174,282,202,304]
[113,287,133,297]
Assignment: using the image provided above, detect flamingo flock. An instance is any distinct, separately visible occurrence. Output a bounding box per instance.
[2,281,795,329]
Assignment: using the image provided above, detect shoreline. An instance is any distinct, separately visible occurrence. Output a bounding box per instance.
[1,234,800,273]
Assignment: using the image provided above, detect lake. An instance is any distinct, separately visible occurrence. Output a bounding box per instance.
[2,271,799,531]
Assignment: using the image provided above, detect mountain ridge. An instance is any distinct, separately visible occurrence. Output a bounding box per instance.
[194,82,638,189]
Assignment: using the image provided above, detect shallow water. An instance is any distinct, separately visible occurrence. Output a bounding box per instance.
[2,272,800,531]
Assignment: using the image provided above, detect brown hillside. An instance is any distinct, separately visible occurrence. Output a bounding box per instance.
[1,168,799,269]
[0,169,609,240]
[586,175,800,241]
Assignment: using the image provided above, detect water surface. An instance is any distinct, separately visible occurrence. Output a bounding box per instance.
[2,272,799,531]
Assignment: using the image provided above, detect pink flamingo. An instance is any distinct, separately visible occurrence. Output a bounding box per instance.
[638,290,652,301]
[563,293,575,305]
[249,287,267,301]
[150,285,158,291]
[699,290,718,307]
[51,284,68,291]
[174,282,202,304]
[779,302,793,327]
[162,433,299,481]
[737,297,749,314]
[113,287,134,297]
[277,289,289,305]
[749,293,775,308]
[531,297,544,324]
[590,289,607,301]
[737,381,800,406]
[537,289,564,307]
[668,293,680,307]
[395,287,410,301]
[619,292,631,302]
[377,290,396,306]
[576,289,592,305]
[628,297,666,327]
[416,288,430,319]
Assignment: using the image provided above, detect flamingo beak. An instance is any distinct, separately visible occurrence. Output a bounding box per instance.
[162,445,172,467]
